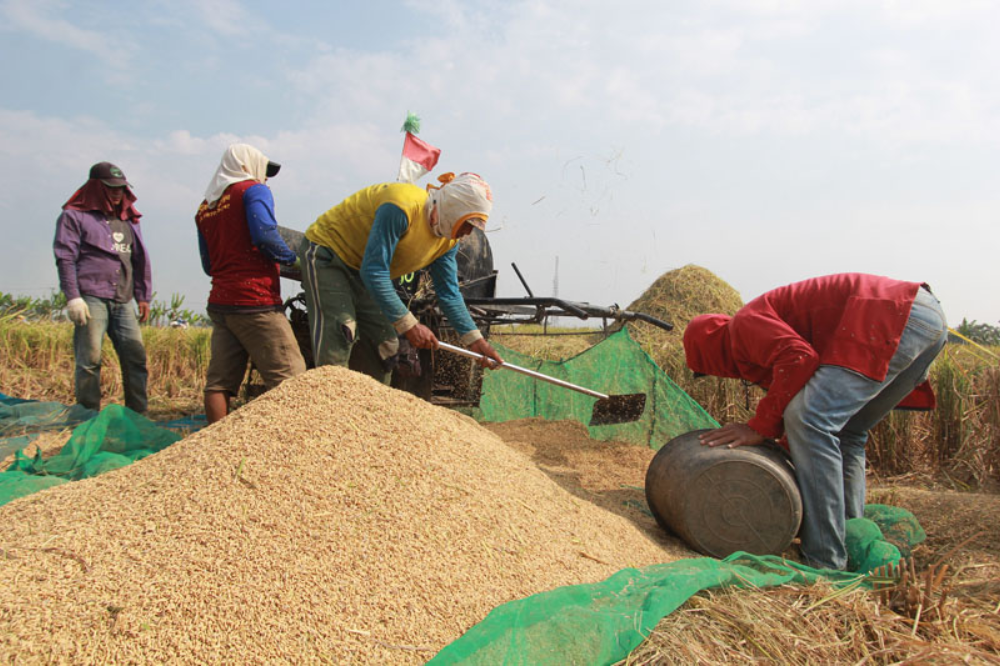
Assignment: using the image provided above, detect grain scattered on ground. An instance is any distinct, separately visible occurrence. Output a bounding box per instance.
[485,418,690,557]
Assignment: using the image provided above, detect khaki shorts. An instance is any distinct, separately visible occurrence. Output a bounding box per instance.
[205,310,306,395]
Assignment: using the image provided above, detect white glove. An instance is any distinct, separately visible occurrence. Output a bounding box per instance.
[67,298,91,326]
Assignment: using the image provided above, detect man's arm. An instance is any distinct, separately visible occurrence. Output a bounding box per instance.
[358,206,502,364]
[426,246,503,366]
[243,184,297,265]
[52,211,83,300]
[701,313,819,448]
[131,223,153,305]
[197,227,212,275]
[731,310,820,439]
[359,203,414,328]
[426,248,480,345]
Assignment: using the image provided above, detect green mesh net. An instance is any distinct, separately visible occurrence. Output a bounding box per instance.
[1,404,181,507]
[481,328,718,446]
[864,503,926,558]
[0,392,96,436]
[430,506,926,665]
[0,471,68,505]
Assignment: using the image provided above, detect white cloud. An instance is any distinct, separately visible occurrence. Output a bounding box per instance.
[152,130,241,156]
[0,0,135,66]
[187,0,253,36]
[0,109,132,172]
[879,0,994,23]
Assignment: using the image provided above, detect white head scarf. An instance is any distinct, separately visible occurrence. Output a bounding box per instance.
[203,143,271,208]
[425,172,493,239]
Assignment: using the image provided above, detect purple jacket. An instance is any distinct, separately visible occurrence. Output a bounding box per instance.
[53,209,153,302]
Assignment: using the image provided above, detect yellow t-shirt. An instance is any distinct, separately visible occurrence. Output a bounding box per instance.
[305,183,457,278]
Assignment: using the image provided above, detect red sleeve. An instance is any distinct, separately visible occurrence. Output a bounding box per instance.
[730,308,821,439]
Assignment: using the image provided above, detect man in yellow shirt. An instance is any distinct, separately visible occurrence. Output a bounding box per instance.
[299,172,502,383]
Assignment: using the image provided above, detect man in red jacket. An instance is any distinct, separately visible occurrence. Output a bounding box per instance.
[683,273,947,571]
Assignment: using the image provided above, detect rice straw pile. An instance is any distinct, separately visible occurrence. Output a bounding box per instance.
[624,264,744,377]
[0,366,673,664]
[616,578,1000,664]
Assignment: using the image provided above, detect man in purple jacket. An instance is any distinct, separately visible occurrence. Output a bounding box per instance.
[53,162,152,413]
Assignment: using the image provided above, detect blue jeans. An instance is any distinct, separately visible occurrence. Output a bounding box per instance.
[74,295,148,413]
[783,288,947,570]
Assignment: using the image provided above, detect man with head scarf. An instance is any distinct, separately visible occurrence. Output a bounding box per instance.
[299,171,503,383]
[54,161,152,413]
[195,143,306,423]
[682,273,948,571]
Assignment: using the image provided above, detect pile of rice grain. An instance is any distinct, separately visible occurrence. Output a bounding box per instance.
[0,366,673,664]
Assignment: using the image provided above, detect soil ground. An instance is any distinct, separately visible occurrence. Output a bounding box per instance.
[485,418,1000,578]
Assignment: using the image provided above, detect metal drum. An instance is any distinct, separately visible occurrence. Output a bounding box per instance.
[645,429,802,558]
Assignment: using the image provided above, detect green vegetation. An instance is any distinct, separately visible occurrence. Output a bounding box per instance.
[0,290,209,328]
[0,318,211,418]
[955,317,1000,346]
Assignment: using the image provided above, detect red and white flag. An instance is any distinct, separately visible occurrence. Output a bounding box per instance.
[397,131,441,184]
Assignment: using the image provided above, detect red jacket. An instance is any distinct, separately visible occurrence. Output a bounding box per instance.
[195,180,282,307]
[684,273,936,439]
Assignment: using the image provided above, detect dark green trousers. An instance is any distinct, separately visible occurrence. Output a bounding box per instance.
[298,238,399,384]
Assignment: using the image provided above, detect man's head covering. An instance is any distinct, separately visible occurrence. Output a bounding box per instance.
[203,143,280,208]
[89,161,131,187]
[682,314,742,379]
[62,162,141,221]
[425,172,492,239]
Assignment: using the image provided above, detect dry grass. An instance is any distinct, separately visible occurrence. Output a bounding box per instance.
[631,483,1000,663]
[868,347,1000,491]
[1,320,75,400]
[617,577,1000,665]
[488,323,603,361]
[0,320,210,419]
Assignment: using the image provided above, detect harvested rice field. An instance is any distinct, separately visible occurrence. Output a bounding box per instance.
[0,366,680,664]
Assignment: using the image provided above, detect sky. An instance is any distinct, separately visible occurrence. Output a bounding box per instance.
[1,0,998,329]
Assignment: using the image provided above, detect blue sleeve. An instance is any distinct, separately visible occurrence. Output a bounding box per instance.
[359,203,411,323]
[243,183,297,265]
[197,228,212,275]
[428,247,478,336]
